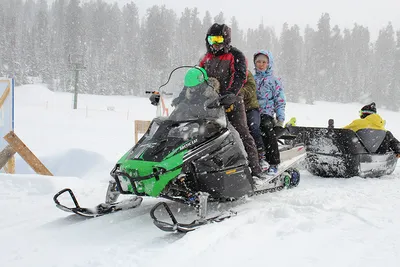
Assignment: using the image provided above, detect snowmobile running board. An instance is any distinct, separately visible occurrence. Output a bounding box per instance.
[53,188,143,218]
[150,202,237,233]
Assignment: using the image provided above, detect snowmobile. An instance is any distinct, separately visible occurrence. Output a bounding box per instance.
[287,121,398,178]
[53,66,305,233]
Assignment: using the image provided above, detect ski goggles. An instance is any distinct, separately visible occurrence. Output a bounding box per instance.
[359,110,375,117]
[207,35,224,45]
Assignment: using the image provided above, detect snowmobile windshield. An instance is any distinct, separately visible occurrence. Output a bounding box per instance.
[160,67,227,127]
[167,122,200,139]
[168,88,226,125]
[126,68,228,161]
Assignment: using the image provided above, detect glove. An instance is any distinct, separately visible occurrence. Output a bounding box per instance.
[219,94,237,113]
[171,97,180,107]
[225,104,234,113]
[396,154,400,158]
[219,93,237,108]
[275,120,284,128]
[285,117,297,127]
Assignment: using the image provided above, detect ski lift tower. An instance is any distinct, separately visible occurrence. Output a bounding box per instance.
[68,54,86,109]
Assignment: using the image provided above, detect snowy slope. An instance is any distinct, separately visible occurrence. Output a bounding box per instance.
[1,84,400,267]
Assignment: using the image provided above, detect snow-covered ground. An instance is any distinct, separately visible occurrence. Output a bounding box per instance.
[1,83,400,267]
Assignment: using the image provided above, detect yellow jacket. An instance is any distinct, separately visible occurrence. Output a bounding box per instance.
[343,114,386,132]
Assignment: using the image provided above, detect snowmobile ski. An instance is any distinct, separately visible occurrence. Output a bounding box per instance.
[150,201,237,233]
[53,188,143,218]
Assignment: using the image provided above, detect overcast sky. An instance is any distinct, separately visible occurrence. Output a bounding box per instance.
[84,0,400,41]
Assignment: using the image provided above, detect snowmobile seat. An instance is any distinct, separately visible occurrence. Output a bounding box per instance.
[287,126,368,155]
[355,129,386,153]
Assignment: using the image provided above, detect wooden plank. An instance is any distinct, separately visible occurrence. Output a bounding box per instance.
[0,145,16,170]
[134,120,151,144]
[4,131,53,176]
[4,155,15,174]
[0,83,10,108]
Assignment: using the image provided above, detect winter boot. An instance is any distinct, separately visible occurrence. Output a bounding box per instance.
[267,165,278,175]
[252,171,267,185]
[258,150,269,171]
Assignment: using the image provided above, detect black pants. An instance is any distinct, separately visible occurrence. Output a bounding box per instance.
[226,96,262,175]
[246,108,265,152]
[377,131,400,154]
[260,114,280,165]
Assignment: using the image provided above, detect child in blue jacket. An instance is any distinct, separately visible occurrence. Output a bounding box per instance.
[253,50,286,174]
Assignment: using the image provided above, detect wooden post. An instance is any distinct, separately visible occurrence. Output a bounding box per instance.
[0,145,16,171]
[4,131,53,176]
[134,120,151,144]
[4,156,15,174]
[0,84,10,108]
[0,82,14,174]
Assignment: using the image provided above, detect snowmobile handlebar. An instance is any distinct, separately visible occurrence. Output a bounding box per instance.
[145,90,173,96]
[206,94,237,109]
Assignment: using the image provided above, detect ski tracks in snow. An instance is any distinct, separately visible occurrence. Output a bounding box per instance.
[144,169,400,267]
[2,168,400,267]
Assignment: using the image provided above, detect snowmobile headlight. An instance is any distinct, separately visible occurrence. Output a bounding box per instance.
[129,170,139,178]
[118,174,128,181]
[134,181,144,191]
[117,175,130,191]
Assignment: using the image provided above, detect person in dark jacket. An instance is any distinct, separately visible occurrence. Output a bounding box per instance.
[198,23,266,179]
[343,102,400,156]
[241,71,268,170]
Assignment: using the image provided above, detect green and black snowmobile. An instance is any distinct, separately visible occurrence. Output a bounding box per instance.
[54,66,305,233]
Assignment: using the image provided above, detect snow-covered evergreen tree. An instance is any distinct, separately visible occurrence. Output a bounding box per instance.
[373,23,396,109]
[278,23,303,102]
[1,2,399,109]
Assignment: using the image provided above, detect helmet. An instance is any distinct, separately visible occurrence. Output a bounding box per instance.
[184,67,208,87]
[205,23,231,54]
[359,102,376,118]
[206,23,231,44]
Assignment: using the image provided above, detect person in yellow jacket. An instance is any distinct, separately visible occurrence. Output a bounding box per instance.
[343,102,400,156]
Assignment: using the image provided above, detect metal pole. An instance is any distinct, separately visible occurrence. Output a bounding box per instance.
[73,68,79,109]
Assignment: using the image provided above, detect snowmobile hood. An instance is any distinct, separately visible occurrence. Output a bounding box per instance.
[253,50,274,77]
[343,114,386,132]
[116,150,186,197]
